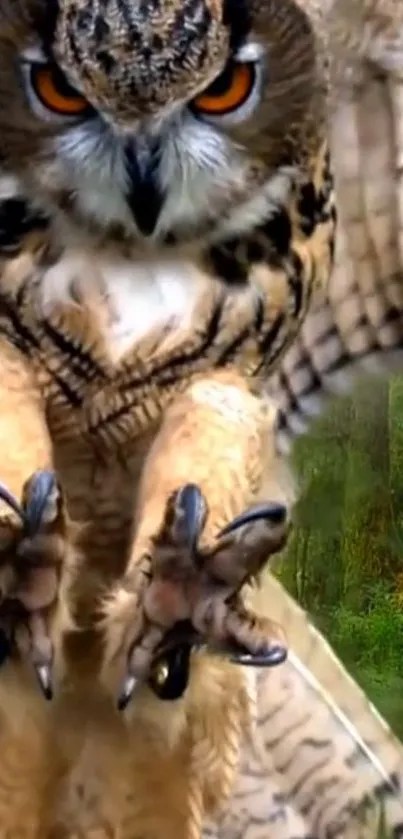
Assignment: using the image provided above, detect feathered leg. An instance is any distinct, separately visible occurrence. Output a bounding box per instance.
[101,369,292,708]
[0,337,71,699]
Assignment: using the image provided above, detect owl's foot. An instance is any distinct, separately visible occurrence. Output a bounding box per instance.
[0,470,68,700]
[104,483,289,710]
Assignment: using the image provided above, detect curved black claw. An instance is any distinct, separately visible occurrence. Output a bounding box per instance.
[117,673,138,712]
[0,471,58,538]
[218,501,287,538]
[0,472,59,699]
[149,643,192,701]
[228,643,288,668]
[22,470,58,537]
[172,483,208,557]
[117,628,194,710]
[156,623,287,671]
[34,661,53,701]
[0,483,24,521]
[203,636,287,667]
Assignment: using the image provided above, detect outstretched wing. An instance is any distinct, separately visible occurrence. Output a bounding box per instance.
[209,573,403,839]
[241,12,403,836]
[268,0,403,454]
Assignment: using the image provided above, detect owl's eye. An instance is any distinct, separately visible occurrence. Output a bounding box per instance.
[19,49,90,122]
[192,62,256,117]
[29,63,89,116]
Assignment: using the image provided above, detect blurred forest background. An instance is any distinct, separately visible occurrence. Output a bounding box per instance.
[275,374,403,739]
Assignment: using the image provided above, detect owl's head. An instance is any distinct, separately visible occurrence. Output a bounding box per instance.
[0,0,324,249]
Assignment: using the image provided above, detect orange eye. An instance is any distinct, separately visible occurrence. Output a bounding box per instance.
[192,62,255,116]
[30,63,89,116]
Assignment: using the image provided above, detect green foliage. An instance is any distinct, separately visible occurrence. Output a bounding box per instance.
[316,585,403,738]
[326,584,403,671]
[276,374,403,740]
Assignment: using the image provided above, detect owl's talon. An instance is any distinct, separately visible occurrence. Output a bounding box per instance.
[34,661,53,701]
[28,610,54,700]
[0,470,69,699]
[107,484,290,708]
[118,639,193,708]
[227,642,288,667]
[169,483,208,556]
[148,643,192,701]
[22,470,59,536]
[117,673,138,711]
[218,501,287,538]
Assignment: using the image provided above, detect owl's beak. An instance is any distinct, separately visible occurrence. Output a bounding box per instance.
[124,140,164,237]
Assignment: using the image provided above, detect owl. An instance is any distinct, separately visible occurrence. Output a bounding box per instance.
[0,0,334,693]
[0,0,400,837]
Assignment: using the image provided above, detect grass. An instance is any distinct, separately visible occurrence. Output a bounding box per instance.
[352,669,403,739]
[312,589,403,739]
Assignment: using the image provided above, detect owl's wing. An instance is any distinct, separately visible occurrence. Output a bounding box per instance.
[211,574,403,839]
[247,15,403,834]
[268,0,403,454]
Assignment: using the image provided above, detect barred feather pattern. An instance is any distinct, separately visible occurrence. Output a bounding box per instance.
[200,575,403,839]
[0,3,401,839]
[268,0,403,452]
[202,8,403,836]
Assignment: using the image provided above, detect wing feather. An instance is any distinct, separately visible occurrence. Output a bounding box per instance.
[220,12,403,833]
[269,0,403,455]
[211,575,403,839]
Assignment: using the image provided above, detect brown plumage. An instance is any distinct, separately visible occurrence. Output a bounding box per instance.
[0,0,400,837]
[0,0,334,696]
[269,0,403,449]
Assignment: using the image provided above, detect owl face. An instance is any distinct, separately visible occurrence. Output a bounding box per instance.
[0,0,321,249]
